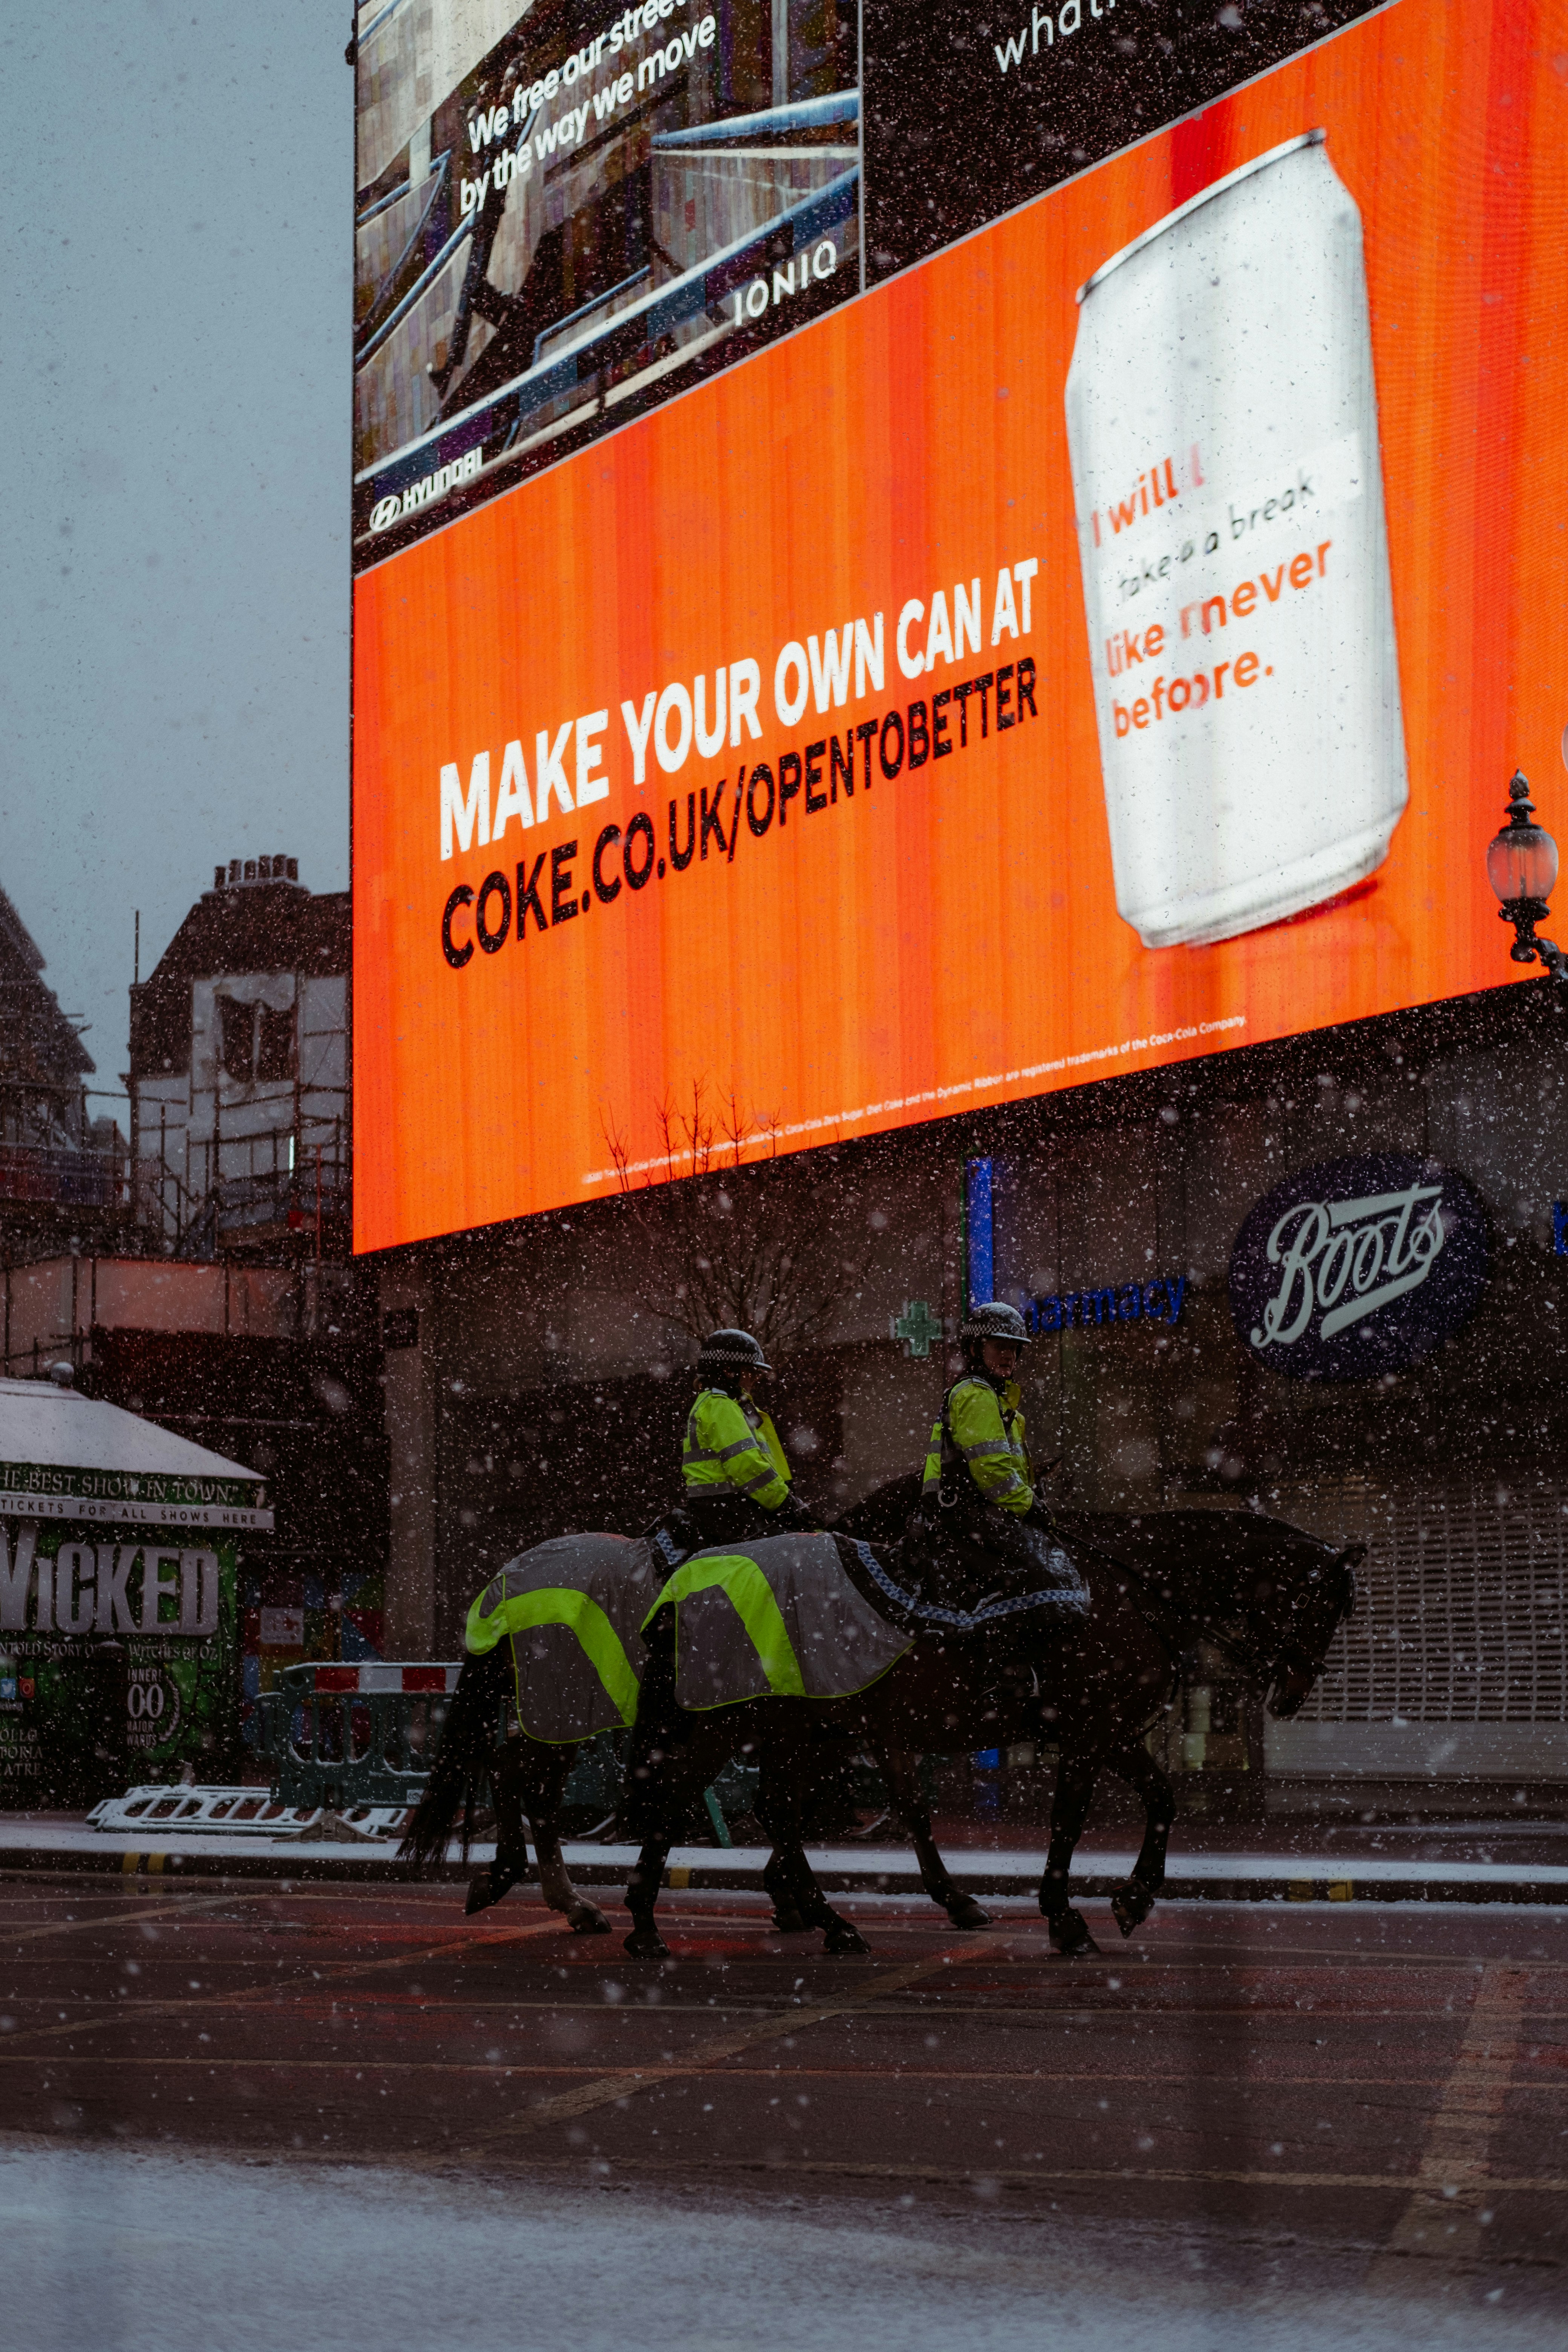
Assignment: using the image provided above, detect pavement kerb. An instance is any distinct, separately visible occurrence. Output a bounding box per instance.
[2,1824,1567,1905]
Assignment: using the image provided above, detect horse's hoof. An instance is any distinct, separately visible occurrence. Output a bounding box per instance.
[1047,1908,1099,1958]
[465,1871,501,1917]
[945,1895,991,1930]
[1110,1882,1153,1939]
[570,1905,612,1935]
[770,1906,809,1936]
[623,1925,669,1960]
[823,1921,871,1955]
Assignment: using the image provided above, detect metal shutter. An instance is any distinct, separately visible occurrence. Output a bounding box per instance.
[1265,1475,1568,1726]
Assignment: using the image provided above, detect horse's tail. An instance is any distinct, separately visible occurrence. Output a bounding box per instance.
[397,1646,510,1873]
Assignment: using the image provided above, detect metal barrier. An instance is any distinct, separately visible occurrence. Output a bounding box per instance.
[250,1662,646,1825]
[86,1786,410,1841]
[251,1662,470,1811]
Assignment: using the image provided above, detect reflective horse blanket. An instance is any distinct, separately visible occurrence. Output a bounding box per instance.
[650,1534,916,1712]
[464,1525,1090,1737]
[465,1534,660,1743]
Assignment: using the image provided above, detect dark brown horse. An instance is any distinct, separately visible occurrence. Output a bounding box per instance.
[399,1499,1358,1961]
[615,1493,1360,1958]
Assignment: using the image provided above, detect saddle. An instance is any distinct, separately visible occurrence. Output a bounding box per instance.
[905,1488,1072,1617]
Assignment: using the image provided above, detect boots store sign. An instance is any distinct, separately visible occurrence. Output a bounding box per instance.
[1228,1155,1488,1381]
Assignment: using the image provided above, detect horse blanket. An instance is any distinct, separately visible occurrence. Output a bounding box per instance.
[465,1534,660,1742]
[650,1534,916,1711]
[464,1525,1091,1736]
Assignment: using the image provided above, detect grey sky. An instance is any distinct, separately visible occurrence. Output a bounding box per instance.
[0,0,351,1121]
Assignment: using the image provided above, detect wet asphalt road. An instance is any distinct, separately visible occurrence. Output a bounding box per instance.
[2,1872,1565,2339]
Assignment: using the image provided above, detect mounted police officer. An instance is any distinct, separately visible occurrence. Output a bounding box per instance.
[917,1302,1056,1599]
[679,1328,816,1548]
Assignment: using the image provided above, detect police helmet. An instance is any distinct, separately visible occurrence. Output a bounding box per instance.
[698,1327,772,1377]
[960,1300,1031,1360]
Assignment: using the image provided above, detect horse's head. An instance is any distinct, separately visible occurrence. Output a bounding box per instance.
[1252,1541,1362,1718]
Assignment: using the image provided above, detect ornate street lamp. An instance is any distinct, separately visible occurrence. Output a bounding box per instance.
[1487,772,1568,982]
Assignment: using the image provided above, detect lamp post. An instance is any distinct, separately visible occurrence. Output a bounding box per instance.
[1487,772,1568,982]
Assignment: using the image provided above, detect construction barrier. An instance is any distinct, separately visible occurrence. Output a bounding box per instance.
[251,1661,472,1811]
[245,1660,653,1829]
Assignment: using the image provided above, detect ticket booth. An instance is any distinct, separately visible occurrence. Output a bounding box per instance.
[0,1374,271,1804]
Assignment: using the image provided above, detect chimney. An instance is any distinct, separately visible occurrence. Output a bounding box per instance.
[214,855,301,889]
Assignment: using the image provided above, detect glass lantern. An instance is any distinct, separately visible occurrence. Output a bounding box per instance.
[1487,774,1558,908]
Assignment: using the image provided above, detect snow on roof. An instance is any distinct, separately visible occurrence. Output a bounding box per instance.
[0,1377,262,1484]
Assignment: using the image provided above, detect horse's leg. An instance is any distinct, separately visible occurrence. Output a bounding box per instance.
[754,1716,816,1934]
[465,1735,533,1917]
[624,1821,674,1959]
[623,1723,737,1959]
[621,1609,687,1958]
[530,1746,612,1935]
[1103,1739,1175,1940]
[874,1743,990,1929]
[779,1845,871,1956]
[761,1841,808,1936]
[756,1718,870,1957]
[1040,1744,1102,1956]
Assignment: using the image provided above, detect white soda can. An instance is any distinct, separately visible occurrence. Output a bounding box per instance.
[1064,132,1407,949]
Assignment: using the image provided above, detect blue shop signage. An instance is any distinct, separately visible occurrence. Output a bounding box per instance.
[1026,1276,1187,1334]
[1229,1153,1488,1381]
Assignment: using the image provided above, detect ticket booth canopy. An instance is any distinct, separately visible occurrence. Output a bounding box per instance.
[0,1375,271,1527]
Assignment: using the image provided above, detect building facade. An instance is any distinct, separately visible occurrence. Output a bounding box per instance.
[8,858,387,1723]
[129,855,350,1260]
[373,978,1568,1796]
[0,879,127,1271]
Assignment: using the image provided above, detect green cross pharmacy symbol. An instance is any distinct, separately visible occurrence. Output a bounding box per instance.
[893,1300,943,1359]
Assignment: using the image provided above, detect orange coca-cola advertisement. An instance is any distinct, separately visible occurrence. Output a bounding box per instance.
[353,0,1567,1253]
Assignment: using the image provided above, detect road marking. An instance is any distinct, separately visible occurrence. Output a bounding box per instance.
[1364,1962,1528,2286]
[570,2155,1568,2196]
[0,1916,575,2050]
[6,2105,1559,2203]
[544,2155,1568,2196]
[4,2055,1563,2098]
[2,1893,239,1946]
[455,1936,1014,2153]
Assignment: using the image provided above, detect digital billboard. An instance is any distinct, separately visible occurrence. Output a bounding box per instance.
[353,0,860,560]
[350,0,1384,562]
[353,0,1568,1253]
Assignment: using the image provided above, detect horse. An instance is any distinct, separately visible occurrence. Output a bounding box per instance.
[616,1491,1360,1958]
[398,1502,1358,1962]
[396,1520,905,1948]
[398,1646,616,1935]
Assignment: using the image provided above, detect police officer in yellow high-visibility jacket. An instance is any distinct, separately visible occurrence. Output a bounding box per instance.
[682,1329,815,1547]
[920,1302,1044,1586]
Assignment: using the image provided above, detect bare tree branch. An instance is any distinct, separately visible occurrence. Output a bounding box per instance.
[601,1077,865,1359]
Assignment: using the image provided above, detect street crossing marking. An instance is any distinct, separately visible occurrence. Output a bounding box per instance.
[1364,1961,1529,2285]
[2,1893,238,1946]
[457,1934,1015,2151]
[0,1914,574,2050]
